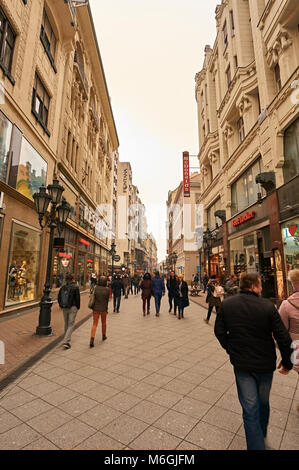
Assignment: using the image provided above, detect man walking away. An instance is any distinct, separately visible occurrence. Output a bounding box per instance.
[111,275,125,313]
[152,271,165,317]
[215,272,293,450]
[202,272,209,293]
[224,273,239,297]
[58,273,80,349]
[167,271,178,315]
[123,274,130,298]
[133,273,139,295]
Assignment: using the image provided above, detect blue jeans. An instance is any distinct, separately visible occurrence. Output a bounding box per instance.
[178,297,184,316]
[154,293,162,313]
[113,295,121,312]
[134,284,138,294]
[234,368,273,450]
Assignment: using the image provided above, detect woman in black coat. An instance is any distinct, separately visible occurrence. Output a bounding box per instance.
[204,276,222,324]
[140,273,152,316]
[175,275,189,319]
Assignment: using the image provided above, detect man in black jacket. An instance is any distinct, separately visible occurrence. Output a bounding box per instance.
[111,275,125,313]
[214,272,293,450]
[167,271,178,315]
[58,273,81,349]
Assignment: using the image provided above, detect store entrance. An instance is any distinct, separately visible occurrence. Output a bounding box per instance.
[257,236,275,299]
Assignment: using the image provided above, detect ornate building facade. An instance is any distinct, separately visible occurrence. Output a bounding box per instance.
[195,0,299,301]
[0,0,119,313]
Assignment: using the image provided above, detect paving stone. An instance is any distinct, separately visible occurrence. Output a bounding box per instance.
[101,414,149,446]
[22,437,60,450]
[162,378,196,396]
[0,423,41,449]
[27,408,73,434]
[67,378,99,393]
[201,406,243,433]
[130,426,181,450]
[127,400,168,425]
[172,397,212,419]
[285,412,299,435]
[125,382,159,399]
[185,421,234,450]
[0,410,22,434]
[51,372,83,387]
[17,374,48,390]
[147,389,183,408]
[215,393,242,414]
[142,373,172,388]
[83,383,121,402]
[228,435,247,450]
[105,376,137,391]
[58,395,99,417]
[46,419,96,450]
[176,441,203,450]
[200,376,232,393]
[154,409,199,439]
[74,431,125,450]
[77,403,122,430]
[0,390,36,411]
[104,392,143,412]
[41,387,79,406]
[10,398,53,421]
[26,381,62,398]
[188,385,223,405]
[280,430,299,450]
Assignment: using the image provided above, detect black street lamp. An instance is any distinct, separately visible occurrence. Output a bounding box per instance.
[171,251,178,273]
[202,228,217,278]
[33,177,71,336]
[109,241,116,277]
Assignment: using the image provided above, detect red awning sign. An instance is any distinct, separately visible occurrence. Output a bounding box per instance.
[80,238,90,246]
[232,211,255,227]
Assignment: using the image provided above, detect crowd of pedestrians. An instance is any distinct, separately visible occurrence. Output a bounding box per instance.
[57,266,299,451]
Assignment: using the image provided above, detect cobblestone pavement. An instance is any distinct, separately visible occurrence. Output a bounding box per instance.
[0,293,298,450]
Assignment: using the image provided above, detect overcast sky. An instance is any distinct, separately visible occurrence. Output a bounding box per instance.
[90,0,219,261]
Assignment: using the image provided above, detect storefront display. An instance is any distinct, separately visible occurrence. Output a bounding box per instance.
[6,222,41,306]
[52,247,75,288]
[78,251,86,288]
[281,217,299,294]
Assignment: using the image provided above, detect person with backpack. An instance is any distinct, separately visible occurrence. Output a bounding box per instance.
[111,274,125,313]
[89,276,110,347]
[58,273,80,349]
[204,275,224,324]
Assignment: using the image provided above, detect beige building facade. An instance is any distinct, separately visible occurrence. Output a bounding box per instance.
[195,0,299,300]
[0,0,119,314]
[166,172,201,284]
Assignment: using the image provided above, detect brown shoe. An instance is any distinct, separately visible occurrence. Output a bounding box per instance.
[204,318,209,324]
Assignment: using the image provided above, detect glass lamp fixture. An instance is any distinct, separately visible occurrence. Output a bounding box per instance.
[47,178,64,205]
[57,197,71,224]
[33,186,52,227]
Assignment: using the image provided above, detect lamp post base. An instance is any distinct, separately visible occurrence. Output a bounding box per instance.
[36,295,54,336]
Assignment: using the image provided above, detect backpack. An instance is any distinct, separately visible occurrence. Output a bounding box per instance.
[213,285,224,298]
[59,284,73,308]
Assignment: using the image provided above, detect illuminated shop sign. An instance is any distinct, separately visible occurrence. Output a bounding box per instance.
[232,211,255,227]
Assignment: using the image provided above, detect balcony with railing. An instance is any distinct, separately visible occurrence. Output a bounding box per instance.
[74,50,89,99]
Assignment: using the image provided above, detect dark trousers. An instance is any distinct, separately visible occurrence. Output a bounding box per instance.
[178,297,185,317]
[206,304,220,321]
[154,293,162,314]
[134,284,139,294]
[168,293,177,313]
[113,295,121,312]
[142,298,150,313]
[234,368,273,450]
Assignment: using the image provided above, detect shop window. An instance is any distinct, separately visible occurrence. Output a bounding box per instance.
[8,136,47,201]
[231,158,265,216]
[207,198,221,231]
[0,111,12,183]
[281,218,299,294]
[52,246,74,288]
[283,118,299,184]
[6,222,41,307]
[0,7,16,81]
[32,74,50,135]
[40,9,57,72]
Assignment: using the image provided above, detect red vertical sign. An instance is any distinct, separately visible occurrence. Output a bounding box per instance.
[183,151,190,197]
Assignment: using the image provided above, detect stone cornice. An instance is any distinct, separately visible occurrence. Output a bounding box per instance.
[223,122,259,174]
[198,131,219,161]
[266,28,293,69]
[217,61,257,119]
[258,0,276,30]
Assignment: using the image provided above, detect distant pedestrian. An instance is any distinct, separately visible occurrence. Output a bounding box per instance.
[89,276,110,347]
[202,272,209,293]
[111,275,125,313]
[167,271,178,315]
[279,269,299,378]
[175,275,189,319]
[215,272,293,450]
[123,275,130,298]
[204,276,224,324]
[90,272,97,293]
[152,271,165,316]
[140,272,152,316]
[58,273,80,349]
[133,273,139,294]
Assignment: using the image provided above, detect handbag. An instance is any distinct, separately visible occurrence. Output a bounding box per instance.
[88,288,96,309]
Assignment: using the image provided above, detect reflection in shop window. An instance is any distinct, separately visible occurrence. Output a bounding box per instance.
[6,222,41,307]
[0,111,12,183]
[282,218,299,294]
[52,247,74,288]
